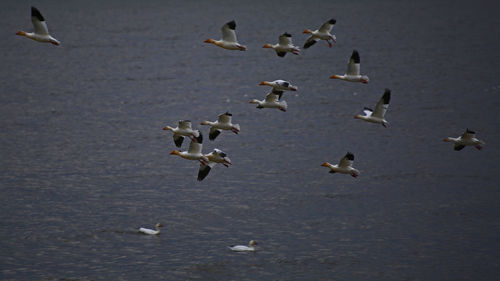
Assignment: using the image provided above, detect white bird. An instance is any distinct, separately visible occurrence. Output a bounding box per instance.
[303,18,337,48]
[16,7,60,46]
[163,120,200,148]
[200,112,240,141]
[321,152,360,177]
[330,50,369,83]
[170,133,209,164]
[139,223,163,235]
[259,80,298,100]
[249,92,288,112]
[354,89,391,127]
[443,129,485,151]
[263,33,300,57]
[198,149,232,181]
[228,240,258,252]
[204,20,247,51]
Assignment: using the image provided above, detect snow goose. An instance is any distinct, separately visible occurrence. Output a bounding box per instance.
[204,20,247,51]
[303,19,337,48]
[200,112,240,141]
[170,134,209,164]
[139,223,162,235]
[263,33,300,57]
[354,89,391,127]
[249,92,288,112]
[163,120,200,148]
[330,50,369,83]
[228,240,258,252]
[443,129,485,151]
[259,80,298,100]
[197,149,232,181]
[16,7,60,46]
[321,152,360,177]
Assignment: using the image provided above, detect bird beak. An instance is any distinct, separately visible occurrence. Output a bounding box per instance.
[330,75,338,79]
[259,81,268,86]
[321,162,329,167]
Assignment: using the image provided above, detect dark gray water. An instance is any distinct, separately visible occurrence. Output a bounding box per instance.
[1,0,500,280]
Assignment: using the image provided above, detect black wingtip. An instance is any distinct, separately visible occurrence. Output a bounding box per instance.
[382,89,391,104]
[226,20,236,30]
[345,152,354,161]
[195,133,203,144]
[351,50,360,63]
[174,136,184,148]
[277,51,286,57]
[363,107,373,112]
[31,6,45,21]
[209,130,221,141]
[304,40,317,49]
[328,19,337,24]
[466,128,475,134]
[197,166,211,181]
[224,112,232,116]
[282,32,292,37]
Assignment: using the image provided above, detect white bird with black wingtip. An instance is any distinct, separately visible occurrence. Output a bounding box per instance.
[321,152,360,177]
[16,6,60,46]
[354,89,391,127]
[200,112,240,141]
[197,149,232,181]
[259,80,298,100]
[263,33,300,57]
[249,91,288,112]
[303,18,337,48]
[170,133,209,165]
[443,129,485,151]
[162,120,200,148]
[204,20,247,51]
[330,50,369,83]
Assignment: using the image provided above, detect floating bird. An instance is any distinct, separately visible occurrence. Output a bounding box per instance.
[303,19,337,48]
[321,152,360,177]
[263,33,300,57]
[330,50,369,83]
[354,89,391,127]
[259,80,298,100]
[170,134,209,164]
[443,129,485,151]
[198,149,232,181]
[200,112,240,141]
[16,6,60,46]
[204,20,247,51]
[139,223,162,235]
[163,120,200,148]
[228,240,258,252]
[249,92,288,112]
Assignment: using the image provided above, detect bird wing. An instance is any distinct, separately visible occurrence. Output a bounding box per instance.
[461,129,475,140]
[31,7,49,35]
[213,148,227,158]
[265,92,279,102]
[221,20,237,42]
[178,120,192,130]
[173,134,184,148]
[188,140,202,154]
[279,33,293,46]
[198,162,217,181]
[346,50,361,75]
[372,89,391,118]
[209,127,221,140]
[362,107,373,117]
[319,19,336,33]
[271,89,284,100]
[339,152,354,168]
[218,112,232,124]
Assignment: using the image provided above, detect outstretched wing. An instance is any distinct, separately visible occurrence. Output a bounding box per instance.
[346,50,361,76]
[221,20,237,42]
[209,127,221,141]
[173,134,184,148]
[31,6,49,35]
[372,89,391,118]
[198,162,217,181]
[319,18,336,33]
[218,112,232,124]
[279,33,293,46]
[303,37,318,49]
[339,152,354,168]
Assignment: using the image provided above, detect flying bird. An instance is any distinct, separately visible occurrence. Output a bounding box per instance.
[330,50,369,83]
[321,152,360,177]
[204,20,247,51]
[249,92,288,112]
[263,33,300,57]
[259,80,298,100]
[170,134,209,164]
[303,19,337,48]
[354,89,391,127]
[443,129,485,151]
[197,149,232,181]
[162,120,200,148]
[16,6,60,46]
[200,112,240,141]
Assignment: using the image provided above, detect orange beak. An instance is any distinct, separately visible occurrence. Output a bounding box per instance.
[330,75,338,79]
[259,81,268,86]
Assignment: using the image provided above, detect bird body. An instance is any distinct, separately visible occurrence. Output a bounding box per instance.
[139,223,162,235]
[204,20,246,51]
[16,7,60,46]
[170,134,208,164]
[228,240,258,252]
[321,152,360,177]
[197,149,232,181]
